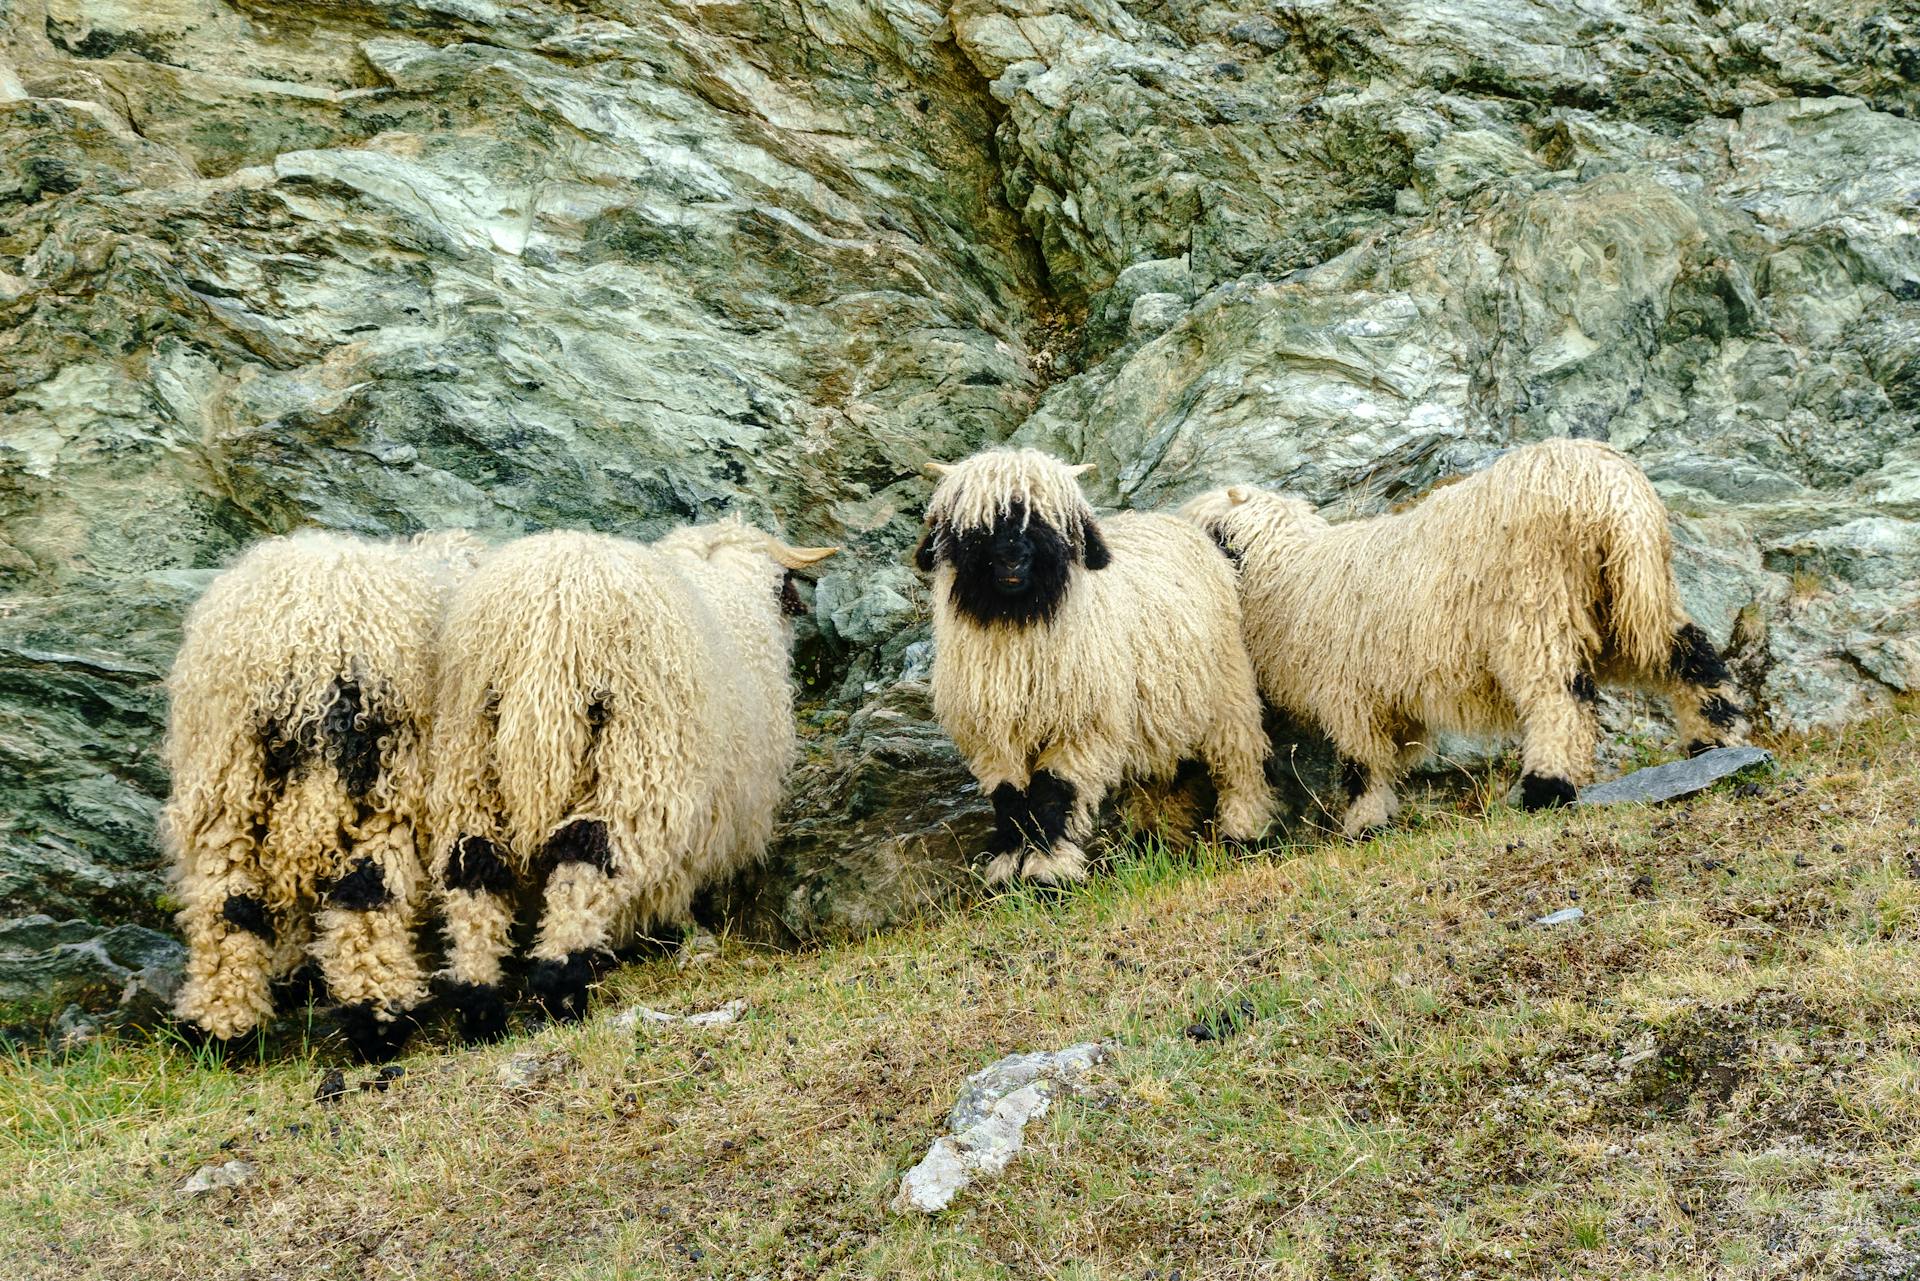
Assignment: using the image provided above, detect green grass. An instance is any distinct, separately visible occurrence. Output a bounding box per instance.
[2,709,1918,1279]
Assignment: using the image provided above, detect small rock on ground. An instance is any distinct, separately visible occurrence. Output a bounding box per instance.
[894,1042,1113,1214]
[496,1049,577,1090]
[610,999,747,1030]
[180,1160,258,1196]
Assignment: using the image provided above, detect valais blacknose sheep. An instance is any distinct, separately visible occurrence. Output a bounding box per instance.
[165,529,483,1061]
[1181,438,1748,837]
[428,519,835,1040]
[915,448,1273,884]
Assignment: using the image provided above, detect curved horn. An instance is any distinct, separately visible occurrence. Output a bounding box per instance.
[1225,485,1254,506]
[770,542,840,570]
[924,461,953,479]
[1067,463,1095,478]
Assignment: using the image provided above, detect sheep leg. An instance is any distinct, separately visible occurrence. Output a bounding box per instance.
[1199,694,1274,843]
[173,831,277,1043]
[438,833,518,1043]
[526,818,628,1023]
[1019,740,1110,885]
[1503,669,1596,810]
[1337,750,1401,839]
[1118,761,1208,841]
[981,780,1032,886]
[311,813,429,1063]
[1663,622,1749,754]
[268,908,321,1013]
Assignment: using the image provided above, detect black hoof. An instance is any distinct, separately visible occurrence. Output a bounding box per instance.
[172,1019,264,1065]
[1520,773,1577,811]
[335,1002,413,1064]
[447,981,510,1044]
[527,952,596,1023]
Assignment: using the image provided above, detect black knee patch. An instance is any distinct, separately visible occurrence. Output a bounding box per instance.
[1521,773,1577,811]
[324,857,393,910]
[444,835,516,896]
[1019,770,1075,847]
[1570,672,1599,704]
[221,893,276,944]
[1338,759,1369,802]
[447,981,510,1044]
[335,1002,413,1064]
[1700,694,1742,730]
[541,819,614,875]
[986,783,1026,856]
[1684,739,1715,757]
[527,952,596,1023]
[1669,624,1732,689]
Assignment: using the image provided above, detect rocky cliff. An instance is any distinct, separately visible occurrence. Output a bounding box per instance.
[3,0,1915,1024]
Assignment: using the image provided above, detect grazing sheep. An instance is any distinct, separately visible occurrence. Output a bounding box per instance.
[915,448,1273,885]
[165,529,483,1061]
[1181,438,1748,836]
[428,519,835,1040]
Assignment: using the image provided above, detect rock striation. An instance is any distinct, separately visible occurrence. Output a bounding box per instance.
[2,0,1915,1018]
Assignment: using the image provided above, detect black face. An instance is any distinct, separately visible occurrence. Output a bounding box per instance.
[1205,525,1243,566]
[920,501,1097,627]
[779,569,808,618]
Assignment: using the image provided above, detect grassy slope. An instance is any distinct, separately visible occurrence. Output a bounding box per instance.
[3,709,1918,1281]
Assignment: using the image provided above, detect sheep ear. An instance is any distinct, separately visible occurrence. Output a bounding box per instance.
[912,525,941,572]
[924,461,953,479]
[770,542,839,570]
[1067,463,1095,479]
[1081,519,1112,571]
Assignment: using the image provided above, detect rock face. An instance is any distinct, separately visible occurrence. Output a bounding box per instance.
[2,0,1916,1019]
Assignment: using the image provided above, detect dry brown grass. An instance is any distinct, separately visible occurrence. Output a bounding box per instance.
[3,706,1917,1279]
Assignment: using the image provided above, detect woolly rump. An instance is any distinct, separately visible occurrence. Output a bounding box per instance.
[1182,437,1747,835]
[164,528,483,1056]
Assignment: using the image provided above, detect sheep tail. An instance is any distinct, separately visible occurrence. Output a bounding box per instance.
[488,644,603,854]
[1598,476,1684,673]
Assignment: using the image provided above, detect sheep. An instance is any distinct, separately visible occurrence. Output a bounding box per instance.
[427,518,836,1040]
[1180,437,1749,837]
[914,447,1274,885]
[164,528,484,1061]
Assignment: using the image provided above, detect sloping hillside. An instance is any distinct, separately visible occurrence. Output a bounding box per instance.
[4,707,1917,1279]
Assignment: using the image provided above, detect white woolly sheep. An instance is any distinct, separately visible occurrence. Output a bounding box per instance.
[427,518,836,1039]
[1180,437,1748,837]
[164,529,483,1061]
[914,447,1273,885]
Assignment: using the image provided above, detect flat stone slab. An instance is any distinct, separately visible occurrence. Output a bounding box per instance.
[1578,747,1774,806]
